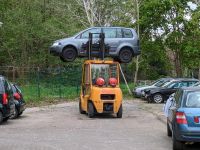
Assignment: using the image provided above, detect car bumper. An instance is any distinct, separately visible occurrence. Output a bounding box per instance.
[133,91,142,98]
[49,45,63,56]
[175,125,200,142]
[15,100,26,113]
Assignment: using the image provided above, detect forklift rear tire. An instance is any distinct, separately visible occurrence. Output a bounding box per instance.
[88,102,95,118]
[117,105,123,118]
[79,100,86,114]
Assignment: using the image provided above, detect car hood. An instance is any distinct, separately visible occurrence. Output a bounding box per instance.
[145,87,166,93]
[135,85,156,92]
[54,37,74,44]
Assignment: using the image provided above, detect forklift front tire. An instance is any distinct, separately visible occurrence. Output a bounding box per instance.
[88,102,95,118]
[117,104,123,118]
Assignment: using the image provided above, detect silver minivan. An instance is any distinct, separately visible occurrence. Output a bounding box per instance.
[50,27,140,63]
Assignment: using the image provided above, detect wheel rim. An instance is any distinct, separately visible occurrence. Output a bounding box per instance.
[153,94,163,103]
[63,50,75,59]
[120,50,132,62]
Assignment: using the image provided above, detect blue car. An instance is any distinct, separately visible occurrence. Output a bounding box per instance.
[167,87,200,150]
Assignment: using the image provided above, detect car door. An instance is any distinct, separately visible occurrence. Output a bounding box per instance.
[75,28,101,54]
[164,81,180,98]
[102,28,122,53]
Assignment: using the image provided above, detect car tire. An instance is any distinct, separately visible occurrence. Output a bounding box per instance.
[88,102,95,118]
[118,48,133,63]
[10,107,19,119]
[117,104,123,118]
[0,112,3,124]
[167,121,172,137]
[61,47,77,62]
[153,93,163,103]
[3,117,9,122]
[172,131,184,150]
[79,99,85,114]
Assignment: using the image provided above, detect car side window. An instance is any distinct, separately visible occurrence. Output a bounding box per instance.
[174,90,183,107]
[188,81,197,86]
[103,28,117,38]
[117,28,122,38]
[123,29,133,38]
[179,81,188,88]
[81,28,101,39]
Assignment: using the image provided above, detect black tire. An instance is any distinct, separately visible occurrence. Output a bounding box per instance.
[118,48,133,63]
[0,112,3,124]
[10,107,19,119]
[61,47,77,62]
[153,93,163,103]
[79,100,85,114]
[3,117,9,122]
[117,105,123,118]
[88,102,95,118]
[172,132,184,150]
[167,121,172,137]
[18,112,23,116]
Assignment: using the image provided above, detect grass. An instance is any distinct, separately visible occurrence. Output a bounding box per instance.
[20,83,135,107]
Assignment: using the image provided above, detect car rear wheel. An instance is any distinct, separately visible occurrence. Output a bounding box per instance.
[153,93,163,103]
[172,132,184,150]
[0,112,3,124]
[88,102,95,118]
[118,48,133,63]
[61,47,77,62]
[117,104,123,118]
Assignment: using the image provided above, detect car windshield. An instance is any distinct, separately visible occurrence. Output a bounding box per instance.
[91,64,118,85]
[154,79,170,87]
[161,81,173,87]
[185,91,200,108]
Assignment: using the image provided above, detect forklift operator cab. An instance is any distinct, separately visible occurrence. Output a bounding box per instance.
[79,60,123,118]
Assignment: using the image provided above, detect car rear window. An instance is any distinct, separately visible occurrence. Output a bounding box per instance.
[123,29,133,38]
[185,91,200,108]
[0,79,4,93]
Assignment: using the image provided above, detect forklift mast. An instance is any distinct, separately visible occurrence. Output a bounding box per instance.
[86,32,108,60]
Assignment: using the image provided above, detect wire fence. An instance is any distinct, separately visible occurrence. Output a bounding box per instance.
[0,66,153,102]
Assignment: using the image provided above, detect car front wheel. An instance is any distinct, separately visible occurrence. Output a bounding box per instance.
[118,48,133,63]
[153,93,163,103]
[61,47,77,62]
[117,104,123,118]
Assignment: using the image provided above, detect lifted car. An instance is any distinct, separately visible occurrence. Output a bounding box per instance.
[50,27,140,63]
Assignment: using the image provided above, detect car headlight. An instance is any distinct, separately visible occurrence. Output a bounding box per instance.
[52,42,61,46]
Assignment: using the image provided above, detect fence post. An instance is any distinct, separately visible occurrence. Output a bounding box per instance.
[37,67,41,98]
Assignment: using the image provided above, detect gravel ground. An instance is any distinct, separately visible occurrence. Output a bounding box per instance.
[0,99,199,150]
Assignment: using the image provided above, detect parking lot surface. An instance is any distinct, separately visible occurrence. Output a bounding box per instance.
[0,99,199,150]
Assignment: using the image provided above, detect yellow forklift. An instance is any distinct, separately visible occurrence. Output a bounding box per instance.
[79,33,123,118]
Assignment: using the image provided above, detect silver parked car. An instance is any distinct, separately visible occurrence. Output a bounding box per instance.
[50,27,140,63]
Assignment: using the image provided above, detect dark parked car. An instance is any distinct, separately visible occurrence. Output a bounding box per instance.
[167,87,200,150]
[144,78,199,103]
[0,76,15,124]
[10,84,26,119]
[50,27,140,63]
[133,78,173,98]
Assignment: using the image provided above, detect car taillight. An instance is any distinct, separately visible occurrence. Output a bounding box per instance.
[2,93,8,105]
[176,112,187,124]
[14,92,21,100]
[194,116,199,123]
